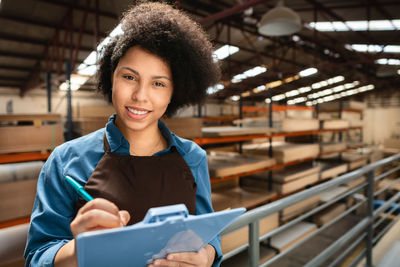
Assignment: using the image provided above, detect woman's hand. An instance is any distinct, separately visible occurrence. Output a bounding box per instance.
[70,198,130,237]
[54,198,130,267]
[148,244,215,267]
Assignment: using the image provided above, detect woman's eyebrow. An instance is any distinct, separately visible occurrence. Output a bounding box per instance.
[120,66,171,81]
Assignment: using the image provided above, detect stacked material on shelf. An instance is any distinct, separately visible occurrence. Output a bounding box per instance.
[270,221,317,252]
[0,161,43,183]
[319,142,347,154]
[342,176,366,190]
[73,105,114,136]
[273,143,320,163]
[202,126,276,137]
[384,138,400,151]
[232,116,281,128]
[0,114,64,154]
[318,162,348,181]
[280,194,321,222]
[342,152,368,170]
[211,183,276,211]
[220,213,279,254]
[341,111,363,127]
[318,100,366,111]
[162,117,202,138]
[0,223,30,266]
[347,142,365,149]
[286,109,313,119]
[271,163,320,194]
[207,151,275,178]
[281,118,319,132]
[0,180,38,222]
[320,119,350,130]
[0,162,43,222]
[313,203,347,226]
[320,186,348,203]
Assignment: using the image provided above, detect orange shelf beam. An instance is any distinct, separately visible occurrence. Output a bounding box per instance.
[242,105,314,113]
[194,127,362,146]
[0,217,30,229]
[0,152,51,164]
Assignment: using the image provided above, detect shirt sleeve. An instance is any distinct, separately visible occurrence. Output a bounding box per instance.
[193,152,223,267]
[24,147,77,267]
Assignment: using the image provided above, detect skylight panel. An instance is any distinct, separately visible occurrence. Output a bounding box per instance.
[299,68,318,77]
[213,45,239,61]
[309,20,400,32]
[231,66,267,83]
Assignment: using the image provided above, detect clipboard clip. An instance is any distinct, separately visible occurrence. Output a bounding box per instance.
[143,204,189,223]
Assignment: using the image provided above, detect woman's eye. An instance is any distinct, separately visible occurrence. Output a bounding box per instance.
[123,75,135,80]
[154,81,166,87]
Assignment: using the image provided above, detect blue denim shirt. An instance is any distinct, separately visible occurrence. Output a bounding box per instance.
[24,114,222,266]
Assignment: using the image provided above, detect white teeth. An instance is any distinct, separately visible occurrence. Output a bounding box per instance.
[127,107,149,115]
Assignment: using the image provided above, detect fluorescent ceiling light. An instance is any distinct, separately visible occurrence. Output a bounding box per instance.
[272,94,285,101]
[299,67,318,77]
[265,98,271,104]
[76,24,123,83]
[309,19,400,31]
[213,45,239,61]
[376,58,400,65]
[347,44,400,53]
[207,84,224,95]
[285,89,299,97]
[59,74,89,91]
[231,95,240,101]
[231,66,267,83]
[398,69,400,75]
[306,84,375,105]
[299,86,311,93]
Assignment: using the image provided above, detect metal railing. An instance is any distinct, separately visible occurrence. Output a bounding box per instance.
[221,153,400,267]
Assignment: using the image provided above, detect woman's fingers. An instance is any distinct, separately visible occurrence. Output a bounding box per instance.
[70,198,131,237]
[119,210,131,225]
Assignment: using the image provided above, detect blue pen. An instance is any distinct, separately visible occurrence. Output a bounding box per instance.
[64,175,94,201]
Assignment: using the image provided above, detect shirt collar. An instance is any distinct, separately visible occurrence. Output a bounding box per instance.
[105,114,177,155]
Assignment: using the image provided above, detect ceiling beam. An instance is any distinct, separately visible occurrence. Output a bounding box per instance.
[0,14,108,38]
[35,0,118,20]
[0,32,94,52]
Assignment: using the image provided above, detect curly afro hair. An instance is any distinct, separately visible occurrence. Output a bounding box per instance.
[97,1,220,117]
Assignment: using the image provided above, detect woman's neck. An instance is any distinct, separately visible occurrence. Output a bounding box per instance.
[115,118,166,156]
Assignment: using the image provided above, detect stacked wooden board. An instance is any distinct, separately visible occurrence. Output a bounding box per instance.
[318,162,348,180]
[0,114,63,154]
[202,126,275,137]
[221,213,279,254]
[342,152,368,170]
[313,203,346,226]
[281,118,319,132]
[281,195,321,222]
[270,221,317,252]
[319,142,347,154]
[207,151,275,178]
[273,143,320,163]
[73,105,114,136]
[0,161,43,222]
[320,119,349,130]
[318,100,366,111]
[271,164,321,194]
[162,117,203,138]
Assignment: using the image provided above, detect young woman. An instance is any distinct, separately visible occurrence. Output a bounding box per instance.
[24,2,221,267]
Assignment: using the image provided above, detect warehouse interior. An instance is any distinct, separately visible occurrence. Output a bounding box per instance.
[0,0,400,266]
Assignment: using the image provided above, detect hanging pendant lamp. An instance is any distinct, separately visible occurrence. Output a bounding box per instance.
[258,0,302,36]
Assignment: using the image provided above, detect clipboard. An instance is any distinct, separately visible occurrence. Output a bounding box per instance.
[76,204,245,267]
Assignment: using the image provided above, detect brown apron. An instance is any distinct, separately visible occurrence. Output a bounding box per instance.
[75,134,197,225]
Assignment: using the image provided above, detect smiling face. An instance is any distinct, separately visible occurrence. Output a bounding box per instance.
[112,46,173,137]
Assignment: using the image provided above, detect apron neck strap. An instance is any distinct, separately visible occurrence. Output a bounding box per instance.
[103,133,111,153]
